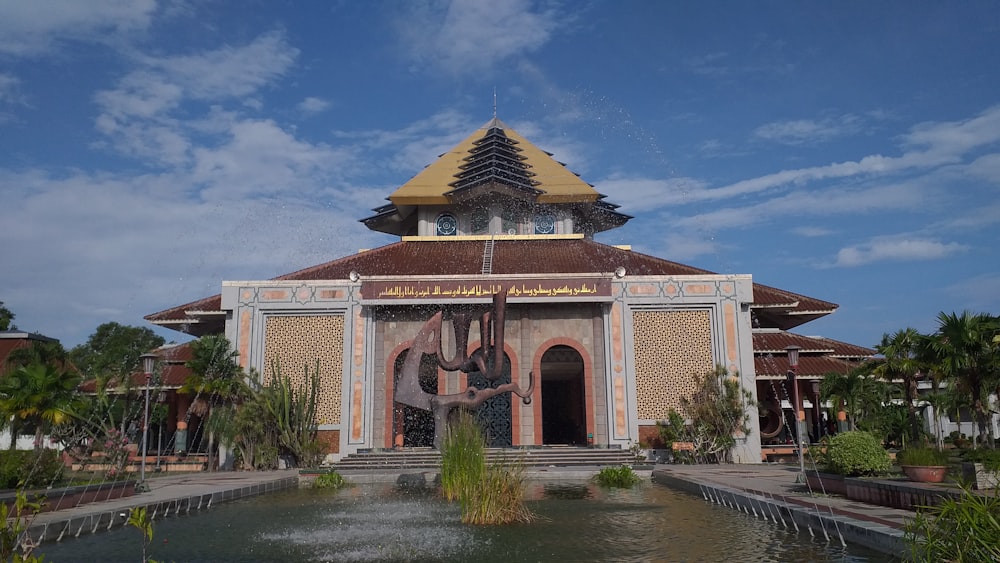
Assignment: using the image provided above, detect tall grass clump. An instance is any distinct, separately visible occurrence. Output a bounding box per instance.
[904,485,1000,562]
[440,409,486,502]
[595,465,641,488]
[462,461,534,525]
[439,409,534,524]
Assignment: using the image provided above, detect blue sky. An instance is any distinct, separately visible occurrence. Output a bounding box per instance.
[1,1,998,351]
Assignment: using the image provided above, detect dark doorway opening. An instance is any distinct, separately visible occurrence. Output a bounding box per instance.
[540,345,586,445]
[392,350,438,447]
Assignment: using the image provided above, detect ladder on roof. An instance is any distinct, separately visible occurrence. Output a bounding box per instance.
[481,237,495,275]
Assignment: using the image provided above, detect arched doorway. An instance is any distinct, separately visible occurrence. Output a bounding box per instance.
[466,351,513,447]
[392,350,438,447]
[540,345,586,445]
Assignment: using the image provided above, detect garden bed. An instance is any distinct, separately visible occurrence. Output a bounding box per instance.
[805,471,966,511]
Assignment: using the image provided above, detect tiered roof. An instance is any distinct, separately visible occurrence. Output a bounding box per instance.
[145,238,839,334]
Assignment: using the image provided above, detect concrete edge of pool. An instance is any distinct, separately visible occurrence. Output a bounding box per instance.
[23,465,906,559]
[650,469,906,557]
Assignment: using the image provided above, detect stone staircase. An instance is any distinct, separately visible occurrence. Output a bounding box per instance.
[326,446,650,474]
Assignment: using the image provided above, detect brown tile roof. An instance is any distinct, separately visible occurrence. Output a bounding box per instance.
[146,238,838,329]
[753,332,875,357]
[78,342,193,393]
[754,354,862,379]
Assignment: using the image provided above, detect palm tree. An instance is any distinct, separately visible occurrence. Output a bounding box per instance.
[870,328,926,446]
[182,335,245,469]
[923,311,999,449]
[820,367,870,431]
[0,361,81,450]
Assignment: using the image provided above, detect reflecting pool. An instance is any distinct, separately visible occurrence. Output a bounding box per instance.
[37,480,883,562]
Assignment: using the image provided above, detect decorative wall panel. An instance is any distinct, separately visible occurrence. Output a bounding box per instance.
[263,315,344,425]
[632,310,714,419]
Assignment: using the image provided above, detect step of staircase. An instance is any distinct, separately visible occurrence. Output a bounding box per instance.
[327,447,647,473]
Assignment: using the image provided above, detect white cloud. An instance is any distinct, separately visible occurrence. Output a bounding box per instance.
[191,118,354,201]
[395,0,561,72]
[0,73,25,123]
[298,97,330,114]
[595,176,709,213]
[791,226,834,237]
[674,179,935,230]
[93,31,300,167]
[660,232,721,261]
[833,236,968,267]
[138,31,298,100]
[685,52,729,76]
[0,74,21,103]
[0,0,156,55]
[753,114,863,145]
[944,273,1000,310]
[966,152,1000,185]
[705,105,1000,200]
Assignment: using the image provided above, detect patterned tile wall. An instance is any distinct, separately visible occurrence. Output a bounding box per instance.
[263,315,344,425]
[632,309,714,419]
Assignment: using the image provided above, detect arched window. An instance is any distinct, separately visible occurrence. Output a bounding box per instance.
[435,213,458,236]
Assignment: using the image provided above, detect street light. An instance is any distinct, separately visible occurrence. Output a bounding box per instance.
[785,345,806,482]
[139,353,157,489]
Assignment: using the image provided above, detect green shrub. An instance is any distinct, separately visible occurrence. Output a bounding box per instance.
[905,485,1000,562]
[963,448,1000,472]
[825,431,891,477]
[313,471,347,490]
[595,465,641,488]
[0,449,65,490]
[897,447,950,467]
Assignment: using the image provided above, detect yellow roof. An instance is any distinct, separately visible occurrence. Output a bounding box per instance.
[389,119,601,206]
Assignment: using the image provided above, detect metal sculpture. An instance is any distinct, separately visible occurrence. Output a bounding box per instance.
[394,291,534,449]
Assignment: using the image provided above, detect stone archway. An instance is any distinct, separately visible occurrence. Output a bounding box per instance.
[540,345,586,445]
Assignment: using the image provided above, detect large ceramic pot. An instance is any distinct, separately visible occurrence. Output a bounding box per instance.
[901,465,948,483]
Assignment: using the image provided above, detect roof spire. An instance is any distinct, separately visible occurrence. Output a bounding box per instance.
[492,87,497,119]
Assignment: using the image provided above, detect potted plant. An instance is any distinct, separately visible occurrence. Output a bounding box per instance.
[897,446,950,483]
[960,448,1000,490]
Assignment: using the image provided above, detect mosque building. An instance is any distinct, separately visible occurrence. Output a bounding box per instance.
[147,118,871,463]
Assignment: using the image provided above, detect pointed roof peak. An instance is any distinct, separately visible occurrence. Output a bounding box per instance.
[389,118,599,206]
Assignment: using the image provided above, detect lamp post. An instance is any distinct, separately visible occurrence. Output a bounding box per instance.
[139,353,157,489]
[811,379,822,440]
[785,345,806,482]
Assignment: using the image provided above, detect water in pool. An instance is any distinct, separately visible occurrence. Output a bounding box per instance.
[36,480,885,562]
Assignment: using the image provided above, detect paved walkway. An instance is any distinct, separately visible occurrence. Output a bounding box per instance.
[652,465,913,556]
[25,470,298,545]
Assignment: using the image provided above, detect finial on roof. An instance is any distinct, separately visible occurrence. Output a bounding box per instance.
[492,87,497,119]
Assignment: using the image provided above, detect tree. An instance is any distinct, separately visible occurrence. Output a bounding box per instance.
[923,311,999,449]
[5,340,68,371]
[181,335,245,470]
[0,361,81,450]
[820,367,870,431]
[0,301,15,331]
[870,328,926,446]
[663,366,754,463]
[69,322,165,385]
